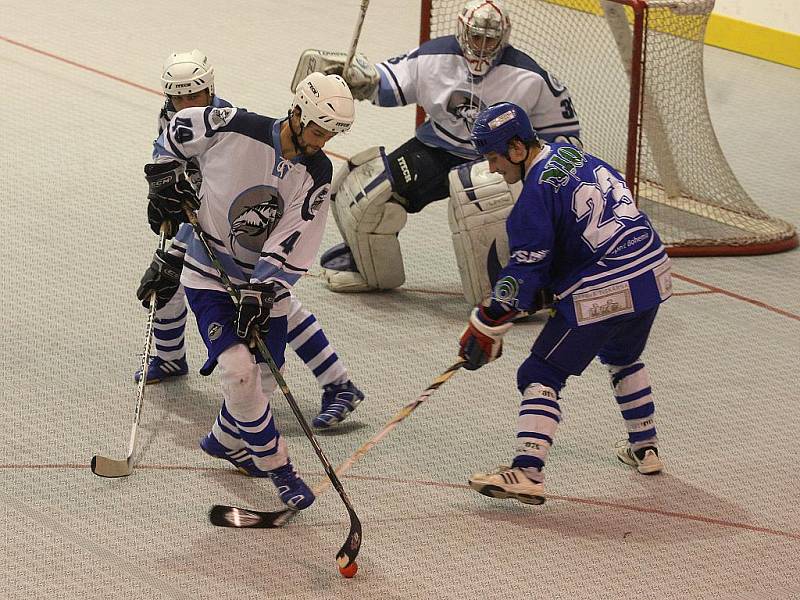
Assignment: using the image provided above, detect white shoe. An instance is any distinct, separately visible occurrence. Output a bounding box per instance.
[468,466,546,505]
[321,268,374,292]
[616,443,663,475]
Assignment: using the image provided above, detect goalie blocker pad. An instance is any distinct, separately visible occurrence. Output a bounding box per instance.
[330,146,407,290]
[448,159,522,305]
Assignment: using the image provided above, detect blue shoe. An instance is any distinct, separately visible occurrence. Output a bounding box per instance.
[269,462,315,510]
[312,381,364,429]
[199,433,269,477]
[134,356,189,384]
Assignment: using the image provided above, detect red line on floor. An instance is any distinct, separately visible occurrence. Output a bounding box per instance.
[3,462,798,541]
[672,273,800,321]
[3,37,797,320]
[0,35,348,161]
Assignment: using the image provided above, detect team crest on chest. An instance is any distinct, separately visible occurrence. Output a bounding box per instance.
[446,90,487,129]
[228,185,285,253]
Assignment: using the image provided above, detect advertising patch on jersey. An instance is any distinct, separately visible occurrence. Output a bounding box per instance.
[208,322,223,341]
[228,185,285,254]
[209,107,234,127]
[572,282,634,325]
[654,259,673,301]
[539,146,586,190]
[302,183,330,221]
[510,249,549,264]
[492,275,520,309]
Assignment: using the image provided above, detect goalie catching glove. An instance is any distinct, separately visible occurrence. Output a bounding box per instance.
[458,307,513,371]
[144,161,200,237]
[136,249,183,309]
[235,283,276,339]
[291,49,379,101]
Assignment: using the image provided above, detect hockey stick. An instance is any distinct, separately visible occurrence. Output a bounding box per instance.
[343,0,370,77]
[209,359,465,529]
[182,208,360,569]
[90,225,168,478]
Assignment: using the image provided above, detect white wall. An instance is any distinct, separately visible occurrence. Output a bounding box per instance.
[714,0,800,35]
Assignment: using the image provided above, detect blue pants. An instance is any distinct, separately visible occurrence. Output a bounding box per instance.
[518,306,659,393]
[184,288,287,375]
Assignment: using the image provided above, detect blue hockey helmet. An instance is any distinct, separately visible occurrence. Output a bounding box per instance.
[471,102,538,156]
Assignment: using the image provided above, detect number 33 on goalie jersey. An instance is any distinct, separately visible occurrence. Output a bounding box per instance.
[152,105,332,311]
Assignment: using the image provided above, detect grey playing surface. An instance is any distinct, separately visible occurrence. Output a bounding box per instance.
[1,2,799,598]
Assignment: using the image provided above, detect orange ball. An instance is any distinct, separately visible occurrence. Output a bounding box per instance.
[338,561,358,578]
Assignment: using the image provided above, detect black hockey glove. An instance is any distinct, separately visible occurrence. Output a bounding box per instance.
[144,160,200,237]
[235,283,276,339]
[136,249,184,310]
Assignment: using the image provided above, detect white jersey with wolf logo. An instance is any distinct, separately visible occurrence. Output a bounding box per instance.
[373,36,581,158]
[153,105,332,316]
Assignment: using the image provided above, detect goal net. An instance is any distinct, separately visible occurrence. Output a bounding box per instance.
[421,0,797,256]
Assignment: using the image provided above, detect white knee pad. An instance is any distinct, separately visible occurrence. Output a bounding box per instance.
[217,343,267,422]
[332,146,407,290]
[448,159,522,305]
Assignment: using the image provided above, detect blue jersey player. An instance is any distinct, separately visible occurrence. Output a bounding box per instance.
[459,102,673,505]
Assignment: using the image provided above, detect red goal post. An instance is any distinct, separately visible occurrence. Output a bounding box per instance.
[419,0,798,256]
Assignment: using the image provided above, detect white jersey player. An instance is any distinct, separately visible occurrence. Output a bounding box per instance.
[136,51,365,430]
[144,72,356,509]
[294,0,581,302]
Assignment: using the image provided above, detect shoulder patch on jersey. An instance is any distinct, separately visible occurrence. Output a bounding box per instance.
[209,107,234,127]
[302,183,330,221]
[492,275,521,309]
[538,145,586,190]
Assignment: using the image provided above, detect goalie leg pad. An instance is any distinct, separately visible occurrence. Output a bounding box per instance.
[448,159,522,305]
[328,146,407,291]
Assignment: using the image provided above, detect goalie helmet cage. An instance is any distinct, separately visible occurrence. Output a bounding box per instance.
[419,0,798,256]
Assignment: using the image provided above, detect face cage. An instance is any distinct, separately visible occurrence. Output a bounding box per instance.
[458,20,506,73]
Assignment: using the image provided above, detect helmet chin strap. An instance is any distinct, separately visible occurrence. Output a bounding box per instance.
[505,143,531,181]
[287,110,310,156]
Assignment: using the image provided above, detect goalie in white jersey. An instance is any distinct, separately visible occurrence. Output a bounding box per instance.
[294,0,581,302]
[136,50,365,430]
[144,72,356,510]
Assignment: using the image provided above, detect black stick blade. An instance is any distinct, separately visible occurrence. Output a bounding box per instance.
[335,507,362,568]
[90,455,133,478]
[208,504,296,529]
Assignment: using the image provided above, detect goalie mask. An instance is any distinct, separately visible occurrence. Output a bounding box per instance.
[457,0,511,76]
[161,49,215,96]
[292,72,355,134]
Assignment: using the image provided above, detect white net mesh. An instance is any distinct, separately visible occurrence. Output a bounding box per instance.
[424,0,797,255]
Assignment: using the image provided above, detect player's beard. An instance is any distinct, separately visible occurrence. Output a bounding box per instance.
[288,115,319,157]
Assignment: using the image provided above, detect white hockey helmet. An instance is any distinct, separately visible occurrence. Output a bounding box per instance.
[457,0,511,76]
[161,49,215,96]
[292,72,355,134]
